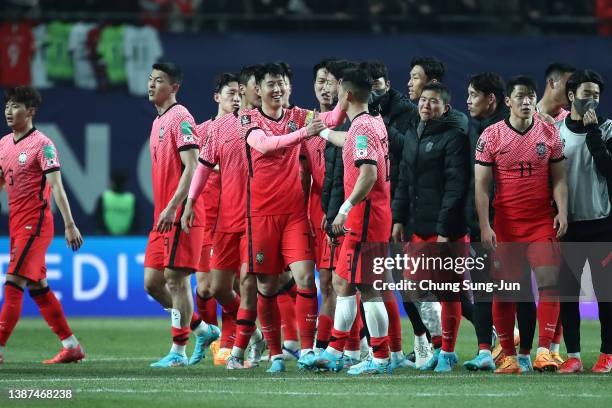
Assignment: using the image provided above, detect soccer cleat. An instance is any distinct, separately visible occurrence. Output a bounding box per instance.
[214,348,232,366]
[406,350,416,363]
[414,336,433,369]
[313,350,344,372]
[494,350,507,367]
[463,352,495,371]
[591,353,612,373]
[551,352,564,365]
[518,355,533,373]
[226,355,249,370]
[347,357,393,376]
[559,357,584,374]
[297,350,317,370]
[419,347,440,371]
[434,352,458,373]
[150,351,188,368]
[247,338,267,367]
[43,345,85,364]
[492,333,519,364]
[534,351,558,372]
[494,355,521,374]
[282,345,300,361]
[390,352,416,370]
[342,356,361,368]
[266,358,286,373]
[189,324,220,365]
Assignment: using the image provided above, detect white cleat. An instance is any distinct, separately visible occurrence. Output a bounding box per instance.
[414,336,433,369]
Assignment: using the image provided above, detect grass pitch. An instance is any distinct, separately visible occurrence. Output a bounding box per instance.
[1,317,611,408]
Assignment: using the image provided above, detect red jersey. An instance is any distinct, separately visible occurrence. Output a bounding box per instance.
[301,136,327,225]
[196,119,221,239]
[239,107,315,216]
[475,117,564,221]
[0,128,59,236]
[553,108,570,123]
[200,112,248,233]
[149,103,204,227]
[342,112,391,242]
[0,23,34,87]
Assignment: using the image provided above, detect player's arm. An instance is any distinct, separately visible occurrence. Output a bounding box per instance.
[246,118,326,154]
[181,159,215,233]
[318,102,346,128]
[157,148,198,233]
[391,136,411,243]
[331,163,377,236]
[550,160,568,238]
[474,164,495,250]
[584,110,612,175]
[319,129,347,148]
[46,170,83,251]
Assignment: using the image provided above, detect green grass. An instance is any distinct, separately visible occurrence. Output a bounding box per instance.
[1,318,611,408]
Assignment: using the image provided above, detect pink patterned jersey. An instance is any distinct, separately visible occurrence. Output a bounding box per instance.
[196,119,221,243]
[475,117,564,221]
[342,112,391,242]
[301,136,326,225]
[0,128,59,236]
[149,103,204,227]
[200,112,248,233]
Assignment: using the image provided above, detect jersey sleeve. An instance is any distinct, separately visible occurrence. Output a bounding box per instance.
[38,140,61,174]
[172,113,199,152]
[238,111,260,140]
[549,127,565,163]
[199,123,218,168]
[349,124,379,167]
[474,128,495,166]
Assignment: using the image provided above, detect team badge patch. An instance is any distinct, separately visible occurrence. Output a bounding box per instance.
[287,120,297,132]
[181,121,195,143]
[18,152,27,165]
[159,126,165,140]
[256,251,264,265]
[536,142,546,158]
[476,138,486,152]
[241,115,251,126]
[356,135,368,158]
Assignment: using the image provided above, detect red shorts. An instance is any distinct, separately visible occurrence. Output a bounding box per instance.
[316,230,343,270]
[198,244,213,273]
[245,213,313,274]
[211,231,247,272]
[144,226,204,271]
[7,234,52,282]
[335,239,388,284]
[405,234,470,284]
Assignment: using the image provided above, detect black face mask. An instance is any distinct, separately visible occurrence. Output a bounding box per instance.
[573,98,599,116]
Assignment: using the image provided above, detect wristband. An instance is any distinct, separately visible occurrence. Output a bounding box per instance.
[320,128,330,140]
[338,200,353,216]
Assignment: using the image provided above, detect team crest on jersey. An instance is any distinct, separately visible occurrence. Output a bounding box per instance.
[476,138,486,152]
[287,120,297,132]
[536,142,546,158]
[256,251,264,265]
[241,115,251,126]
[159,126,165,140]
[425,142,434,152]
[18,152,27,165]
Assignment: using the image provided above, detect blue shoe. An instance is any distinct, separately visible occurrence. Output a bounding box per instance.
[342,356,361,368]
[189,324,220,365]
[266,358,286,373]
[390,352,416,370]
[419,347,441,371]
[434,351,458,373]
[347,357,393,375]
[150,352,188,368]
[283,345,300,361]
[313,351,344,372]
[297,350,317,370]
[518,355,533,373]
[463,352,496,371]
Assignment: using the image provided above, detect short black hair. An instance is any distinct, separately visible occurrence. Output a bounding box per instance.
[410,57,445,82]
[421,82,451,104]
[152,62,183,84]
[469,72,505,104]
[326,60,357,81]
[566,69,605,100]
[545,62,576,81]
[255,63,286,84]
[277,61,293,82]
[506,75,537,97]
[4,86,42,109]
[340,67,372,103]
[313,58,336,81]
[361,60,388,81]
[239,64,263,86]
[214,72,239,93]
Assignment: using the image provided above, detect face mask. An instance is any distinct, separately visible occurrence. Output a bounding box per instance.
[573,97,599,116]
[368,88,387,105]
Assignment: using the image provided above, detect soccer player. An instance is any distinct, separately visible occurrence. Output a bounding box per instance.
[475,76,568,374]
[313,58,335,112]
[144,62,216,368]
[237,62,345,372]
[556,70,612,373]
[0,86,85,364]
[536,63,576,122]
[309,67,394,375]
[188,73,241,366]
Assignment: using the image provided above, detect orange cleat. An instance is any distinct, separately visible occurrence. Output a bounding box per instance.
[494,350,507,367]
[213,347,231,366]
[43,345,85,364]
[533,350,558,372]
[551,352,564,365]
[495,355,521,374]
[558,357,583,374]
[591,353,612,373]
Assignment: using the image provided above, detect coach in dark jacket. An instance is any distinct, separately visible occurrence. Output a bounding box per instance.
[392,83,470,240]
[321,120,351,223]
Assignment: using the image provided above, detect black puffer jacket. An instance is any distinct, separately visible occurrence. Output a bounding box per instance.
[465,105,508,240]
[321,119,351,223]
[392,109,470,238]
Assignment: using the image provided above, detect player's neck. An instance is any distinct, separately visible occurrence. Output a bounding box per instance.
[537,97,562,117]
[11,122,34,141]
[319,103,332,113]
[155,97,178,115]
[509,114,533,132]
[347,104,369,121]
[261,104,283,120]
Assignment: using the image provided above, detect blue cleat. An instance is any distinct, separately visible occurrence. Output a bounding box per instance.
[150,352,188,368]
[189,324,220,365]
[518,355,533,373]
[342,356,361,368]
[419,347,441,371]
[390,352,416,370]
[283,345,300,361]
[266,358,286,373]
[297,350,317,370]
[434,351,458,373]
[313,351,344,372]
[463,352,496,371]
[347,357,393,375]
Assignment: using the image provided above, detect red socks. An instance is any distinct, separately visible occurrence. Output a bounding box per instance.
[278,292,298,343]
[29,286,73,341]
[296,288,318,350]
[493,301,517,356]
[537,290,559,349]
[196,294,218,326]
[234,308,257,350]
[384,299,402,353]
[171,327,190,346]
[371,336,389,360]
[316,314,333,349]
[0,283,24,347]
[552,318,563,345]
[258,293,282,357]
[220,294,240,349]
[345,309,363,352]
[441,301,461,353]
[328,327,349,353]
